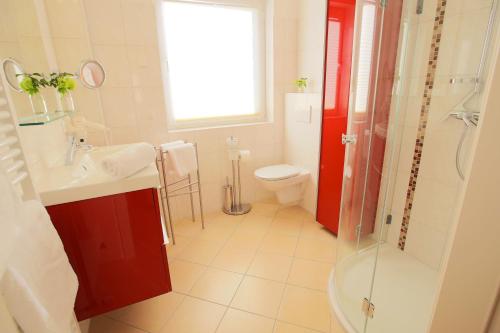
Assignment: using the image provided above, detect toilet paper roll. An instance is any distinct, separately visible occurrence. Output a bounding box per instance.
[239,150,251,161]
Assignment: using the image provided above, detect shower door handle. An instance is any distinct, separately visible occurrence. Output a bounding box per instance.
[342,133,357,145]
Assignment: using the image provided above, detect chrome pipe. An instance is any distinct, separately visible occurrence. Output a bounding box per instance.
[194,143,205,229]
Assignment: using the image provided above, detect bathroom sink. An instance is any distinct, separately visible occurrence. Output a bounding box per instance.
[36,144,160,206]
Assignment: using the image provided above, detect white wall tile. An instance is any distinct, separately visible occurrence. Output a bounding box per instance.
[121,0,158,46]
[84,0,125,45]
[93,44,132,87]
[100,87,137,127]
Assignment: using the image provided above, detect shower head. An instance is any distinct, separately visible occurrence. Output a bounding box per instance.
[416,0,424,14]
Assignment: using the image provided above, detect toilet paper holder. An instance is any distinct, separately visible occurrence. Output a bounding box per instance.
[223,138,252,215]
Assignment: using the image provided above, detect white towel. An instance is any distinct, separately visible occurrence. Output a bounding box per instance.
[101,142,156,179]
[166,143,197,178]
[0,169,21,280]
[160,140,184,152]
[1,200,78,333]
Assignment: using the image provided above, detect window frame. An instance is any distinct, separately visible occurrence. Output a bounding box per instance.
[156,0,268,130]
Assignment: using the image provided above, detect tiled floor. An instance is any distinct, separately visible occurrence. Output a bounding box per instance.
[88,202,338,333]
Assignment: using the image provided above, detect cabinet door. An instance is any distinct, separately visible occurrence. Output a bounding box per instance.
[47,188,171,320]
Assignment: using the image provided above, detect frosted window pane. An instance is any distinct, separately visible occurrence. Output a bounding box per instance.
[162,2,257,120]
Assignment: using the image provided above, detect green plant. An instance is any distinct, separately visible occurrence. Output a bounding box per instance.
[50,72,76,95]
[295,77,308,90]
[17,73,50,95]
[17,72,76,95]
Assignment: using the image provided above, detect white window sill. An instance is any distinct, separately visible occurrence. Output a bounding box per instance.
[168,120,274,134]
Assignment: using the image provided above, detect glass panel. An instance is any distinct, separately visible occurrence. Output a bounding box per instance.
[334,0,386,332]
[365,0,499,332]
[18,111,72,127]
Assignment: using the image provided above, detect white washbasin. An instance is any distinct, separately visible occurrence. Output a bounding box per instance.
[36,144,160,206]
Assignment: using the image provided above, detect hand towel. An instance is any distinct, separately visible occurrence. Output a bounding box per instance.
[1,200,78,333]
[166,143,197,178]
[160,140,184,152]
[101,142,156,179]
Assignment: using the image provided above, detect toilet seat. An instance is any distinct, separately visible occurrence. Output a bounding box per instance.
[255,164,301,181]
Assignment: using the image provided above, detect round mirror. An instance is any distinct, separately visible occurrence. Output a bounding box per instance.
[79,60,105,88]
[2,58,25,92]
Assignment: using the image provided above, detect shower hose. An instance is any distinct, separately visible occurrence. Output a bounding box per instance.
[456,124,469,181]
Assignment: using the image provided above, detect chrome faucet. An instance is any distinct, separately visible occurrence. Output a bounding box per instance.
[65,135,92,165]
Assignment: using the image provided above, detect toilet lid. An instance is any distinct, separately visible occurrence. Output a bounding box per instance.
[255,164,301,181]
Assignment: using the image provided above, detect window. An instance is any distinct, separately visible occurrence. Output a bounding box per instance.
[354,3,376,113]
[324,20,341,110]
[159,0,266,128]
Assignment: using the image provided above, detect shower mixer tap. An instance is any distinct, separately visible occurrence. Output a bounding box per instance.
[447,111,480,127]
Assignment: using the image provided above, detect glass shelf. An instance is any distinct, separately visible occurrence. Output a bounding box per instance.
[18,111,73,126]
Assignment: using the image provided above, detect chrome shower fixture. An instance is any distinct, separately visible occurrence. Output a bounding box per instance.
[416,0,424,14]
[447,111,480,128]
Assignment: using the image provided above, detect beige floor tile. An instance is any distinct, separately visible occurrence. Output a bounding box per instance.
[274,321,318,333]
[231,276,285,318]
[193,223,234,243]
[248,253,293,282]
[107,292,184,332]
[160,296,226,333]
[278,286,331,332]
[206,212,245,227]
[211,244,257,274]
[241,214,274,228]
[89,316,146,333]
[166,235,193,259]
[225,228,265,251]
[238,215,273,237]
[169,260,206,293]
[189,267,243,305]
[176,238,223,265]
[173,219,204,238]
[268,217,303,237]
[300,221,337,242]
[216,308,275,333]
[295,237,336,263]
[287,258,333,291]
[249,202,280,217]
[275,206,308,221]
[259,232,299,257]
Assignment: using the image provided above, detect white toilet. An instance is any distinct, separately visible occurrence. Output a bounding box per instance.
[254,164,310,205]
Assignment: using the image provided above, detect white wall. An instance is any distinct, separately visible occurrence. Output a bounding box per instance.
[284,93,322,214]
[429,30,500,332]
[283,0,326,215]
[297,0,327,94]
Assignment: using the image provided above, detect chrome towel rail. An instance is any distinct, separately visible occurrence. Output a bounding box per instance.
[155,142,205,245]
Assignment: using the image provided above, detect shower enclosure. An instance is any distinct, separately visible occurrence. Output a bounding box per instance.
[328,0,499,332]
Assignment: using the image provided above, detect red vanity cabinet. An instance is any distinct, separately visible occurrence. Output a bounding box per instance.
[46,188,171,321]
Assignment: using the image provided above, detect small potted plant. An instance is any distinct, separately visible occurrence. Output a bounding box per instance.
[18,73,49,115]
[295,77,308,93]
[50,72,76,112]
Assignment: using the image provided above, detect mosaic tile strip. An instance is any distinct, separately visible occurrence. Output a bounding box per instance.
[398,0,447,250]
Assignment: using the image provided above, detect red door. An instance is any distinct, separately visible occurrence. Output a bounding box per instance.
[317,0,356,235]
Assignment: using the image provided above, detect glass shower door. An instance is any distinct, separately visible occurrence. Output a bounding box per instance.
[333,0,388,332]
[364,0,499,332]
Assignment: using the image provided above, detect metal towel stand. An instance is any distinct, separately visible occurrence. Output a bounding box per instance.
[155,142,205,245]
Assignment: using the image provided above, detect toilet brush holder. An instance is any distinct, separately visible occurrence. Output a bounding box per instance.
[223,157,252,215]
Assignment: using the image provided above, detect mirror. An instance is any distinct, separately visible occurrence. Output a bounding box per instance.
[79,60,105,89]
[2,58,25,92]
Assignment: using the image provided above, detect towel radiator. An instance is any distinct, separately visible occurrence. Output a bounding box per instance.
[155,142,205,245]
[0,71,37,201]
